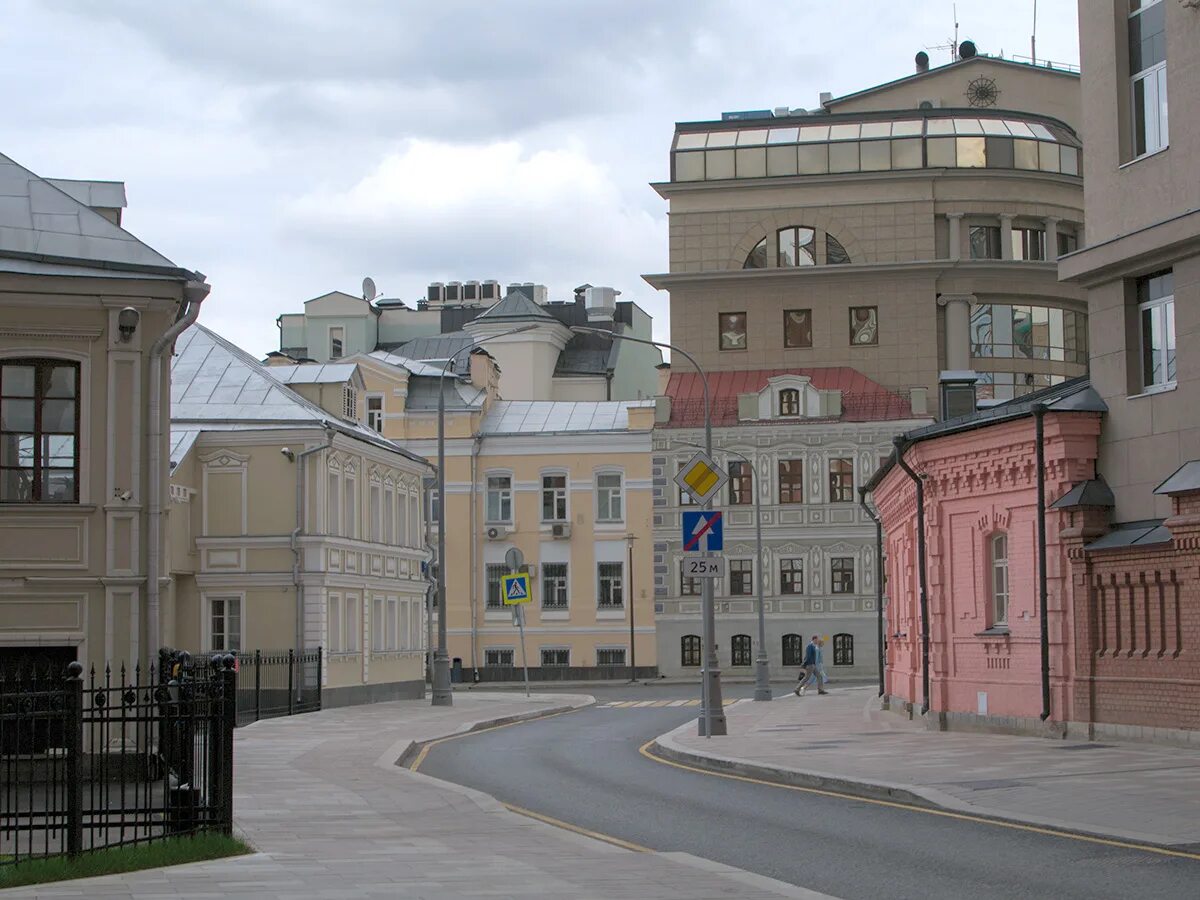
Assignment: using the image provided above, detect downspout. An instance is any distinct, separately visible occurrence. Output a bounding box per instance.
[859,487,885,698]
[893,436,931,716]
[292,426,336,678]
[146,278,209,657]
[469,434,482,673]
[1033,402,1051,721]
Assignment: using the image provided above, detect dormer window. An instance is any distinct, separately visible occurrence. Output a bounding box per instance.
[779,389,800,416]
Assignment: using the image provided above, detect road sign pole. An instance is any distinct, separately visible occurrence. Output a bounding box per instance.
[516,604,530,698]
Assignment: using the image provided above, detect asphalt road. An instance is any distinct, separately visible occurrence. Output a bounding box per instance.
[420,683,1200,900]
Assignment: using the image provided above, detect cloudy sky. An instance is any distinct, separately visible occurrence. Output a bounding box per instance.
[2,1,1078,357]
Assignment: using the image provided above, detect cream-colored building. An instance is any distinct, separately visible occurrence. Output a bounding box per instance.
[1059,0,1198,522]
[0,152,208,673]
[168,326,431,704]
[645,48,1087,416]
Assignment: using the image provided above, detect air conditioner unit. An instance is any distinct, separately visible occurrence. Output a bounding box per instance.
[427,282,445,305]
[463,280,480,302]
[551,523,571,540]
[445,282,462,303]
[481,280,501,300]
[918,98,943,110]
[485,525,509,541]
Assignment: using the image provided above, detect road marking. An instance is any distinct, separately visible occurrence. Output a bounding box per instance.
[637,740,1200,863]
[408,706,582,773]
[503,801,651,853]
[634,700,657,707]
[669,699,689,707]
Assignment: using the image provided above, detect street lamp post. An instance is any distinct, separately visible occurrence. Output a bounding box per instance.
[572,327,726,737]
[432,325,538,707]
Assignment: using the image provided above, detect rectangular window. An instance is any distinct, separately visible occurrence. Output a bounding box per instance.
[991,533,1009,627]
[849,306,878,346]
[680,573,701,596]
[329,327,344,359]
[209,597,241,653]
[833,633,854,667]
[969,225,1002,259]
[778,459,804,504]
[428,489,440,526]
[387,597,399,650]
[344,595,360,652]
[0,360,80,503]
[681,635,702,667]
[382,486,394,545]
[1137,269,1175,390]
[730,635,752,667]
[486,474,512,523]
[344,477,357,538]
[778,389,800,416]
[485,564,507,609]
[728,460,753,505]
[327,594,342,653]
[1130,0,1168,157]
[678,462,697,506]
[719,312,748,351]
[1057,231,1078,257]
[485,648,514,667]
[780,559,804,594]
[541,648,570,667]
[326,471,340,534]
[831,558,855,594]
[598,562,624,609]
[596,472,624,522]
[367,395,384,432]
[730,559,753,595]
[542,563,569,610]
[783,309,813,348]
[372,596,386,652]
[1011,227,1046,261]
[370,484,382,542]
[828,458,854,503]
[596,648,626,667]
[542,474,567,521]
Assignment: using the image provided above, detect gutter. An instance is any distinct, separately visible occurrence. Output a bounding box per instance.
[859,487,885,698]
[292,426,336,691]
[1033,403,1052,721]
[146,278,209,655]
[893,436,931,717]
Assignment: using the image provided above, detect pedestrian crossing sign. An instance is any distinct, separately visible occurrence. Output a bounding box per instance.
[502,572,532,605]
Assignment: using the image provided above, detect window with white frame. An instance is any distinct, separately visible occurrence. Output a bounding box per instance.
[366,395,384,432]
[596,472,624,522]
[542,563,569,610]
[328,594,343,652]
[370,483,382,542]
[541,647,570,667]
[596,647,626,667]
[485,648,514,667]
[597,562,623,609]
[1130,0,1168,158]
[395,491,407,546]
[342,385,357,420]
[0,359,81,503]
[991,533,1009,627]
[1137,269,1175,390]
[344,594,360,652]
[329,326,344,359]
[387,597,399,650]
[428,489,440,527]
[730,559,753,595]
[372,596,387,651]
[486,564,507,609]
[780,558,804,594]
[344,475,357,538]
[486,474,513,523]
[326,470,340,534]
[828,458,854,503]
[209,597,241,652]
[1010,227,1046,261]
[408,490,420,541]
[542,473,567,521]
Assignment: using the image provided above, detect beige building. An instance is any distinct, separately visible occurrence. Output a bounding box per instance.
[168,326,431,704]
[645,49,1087,416]
[0,152,209,673]
[1059,0,1197,522]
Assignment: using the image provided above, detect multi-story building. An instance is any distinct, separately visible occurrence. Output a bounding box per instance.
[645,47,1086,415]
[652,368,928,678]
[168,326,431,705]
[0,151,208,673]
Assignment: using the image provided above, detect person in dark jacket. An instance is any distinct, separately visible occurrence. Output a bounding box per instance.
[793,634,828,696]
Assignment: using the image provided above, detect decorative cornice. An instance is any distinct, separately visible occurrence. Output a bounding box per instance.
[0,325,102,342]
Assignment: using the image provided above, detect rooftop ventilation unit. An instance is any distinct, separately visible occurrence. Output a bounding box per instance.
[427,282,445,305]
[445,281,461,303]
[481,280,501,300]
[463,280,480,302]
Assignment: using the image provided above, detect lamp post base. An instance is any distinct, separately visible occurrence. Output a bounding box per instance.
[431,652,453,706]
[698,665,728,736]
[753,655,772,701]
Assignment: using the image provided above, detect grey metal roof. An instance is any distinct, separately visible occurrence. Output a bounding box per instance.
[1154,460,1200,495]
[44,179,127,210]
[1084,520,1172,551]
[403,375,485,411]
[365,350,447,378]
[266,363,359,385]
[0,153,178,272]
[480,400,654,435]
[473,291,555,322]
[1050,478,1115,509]
[169,424,296,468]
[554,330,617,377]
[395,332,474,371]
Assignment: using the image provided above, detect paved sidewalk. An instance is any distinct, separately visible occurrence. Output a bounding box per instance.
[654,686,1200,848]
[12,692,833,899]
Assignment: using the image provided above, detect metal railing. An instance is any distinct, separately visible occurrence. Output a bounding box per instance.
[0,653,236,866]
[233,648,322,727]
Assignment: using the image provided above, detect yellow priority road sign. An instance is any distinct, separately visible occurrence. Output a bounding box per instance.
[673,450,729,506]
[502,572,532,605]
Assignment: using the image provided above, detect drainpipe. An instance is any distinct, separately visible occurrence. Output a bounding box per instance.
[1033,402,1051,721]
[292,426,336,686]
[859,487,885,698]
[893,436,930,716]
[469,434,482,673]
[146,278,209,657]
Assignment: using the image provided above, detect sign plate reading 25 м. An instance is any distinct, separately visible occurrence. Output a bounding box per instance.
[681,557,726,579]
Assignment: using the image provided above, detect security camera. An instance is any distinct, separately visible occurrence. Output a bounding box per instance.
[117,307,140,342]
[114,489,132,501]
[280,447,295,461]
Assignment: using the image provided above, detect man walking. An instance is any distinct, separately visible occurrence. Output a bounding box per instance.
[794,634,828,696]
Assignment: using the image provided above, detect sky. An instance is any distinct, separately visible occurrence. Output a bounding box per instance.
[2,1,1079,357]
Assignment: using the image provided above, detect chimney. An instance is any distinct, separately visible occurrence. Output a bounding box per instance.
[819,91,833,108]
[585,286,619,322]
[915,51,930,73]
[655,362,672,395]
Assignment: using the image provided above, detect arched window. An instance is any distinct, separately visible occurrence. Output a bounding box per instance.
[832,633,854,666]
[782,633,803,666]
[779,388,800,416]
[777,226,816,266]
[731,634,752,667]
[826,233,851,265]
[743,237,768,269]
[681,634,702,667]
[990,533,1009,626]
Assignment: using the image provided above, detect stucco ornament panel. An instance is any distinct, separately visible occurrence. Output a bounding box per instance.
[199,449,249,469]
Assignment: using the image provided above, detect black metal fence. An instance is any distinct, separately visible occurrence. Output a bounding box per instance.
[233,649,321,727]
[0,653,236,866]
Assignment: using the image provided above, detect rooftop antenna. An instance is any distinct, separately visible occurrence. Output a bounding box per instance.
[362,276,378,303]
[1031,0,1038,65]
[925,3,959,64]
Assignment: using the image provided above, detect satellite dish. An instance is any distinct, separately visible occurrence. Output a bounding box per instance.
[959,39,977,60]
[362,277,377,302]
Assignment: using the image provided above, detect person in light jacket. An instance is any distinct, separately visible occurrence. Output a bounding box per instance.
[794,635,828,696]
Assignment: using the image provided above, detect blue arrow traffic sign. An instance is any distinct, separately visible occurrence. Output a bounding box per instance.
[682,510,724,552]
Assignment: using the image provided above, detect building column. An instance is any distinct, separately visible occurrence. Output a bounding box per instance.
[938,294,975,372]
[999,214,1015,260]
[1044,217,1060,260]
[946,213,964,261]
